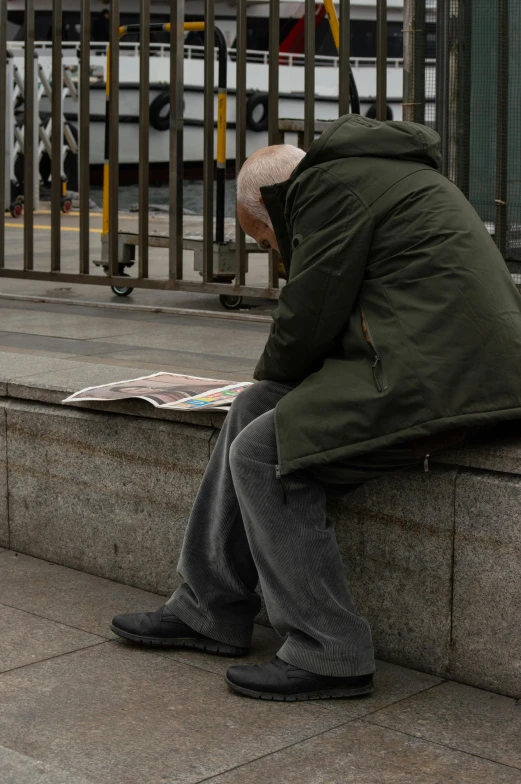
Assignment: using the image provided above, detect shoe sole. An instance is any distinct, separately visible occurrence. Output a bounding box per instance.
[225,677,373,701]
[110,625,248,657]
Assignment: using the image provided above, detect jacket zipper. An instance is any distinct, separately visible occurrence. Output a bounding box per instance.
[275,464,288,504]
[361,308,388,393]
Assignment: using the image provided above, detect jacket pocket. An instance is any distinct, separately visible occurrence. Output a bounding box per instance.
[361,307,388,393]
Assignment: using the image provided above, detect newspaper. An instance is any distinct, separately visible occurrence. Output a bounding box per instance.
[62,372,252,411]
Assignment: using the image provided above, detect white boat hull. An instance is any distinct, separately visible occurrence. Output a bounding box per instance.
[12,47,435,166]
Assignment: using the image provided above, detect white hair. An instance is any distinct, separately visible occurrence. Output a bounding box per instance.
[236,144,306,225]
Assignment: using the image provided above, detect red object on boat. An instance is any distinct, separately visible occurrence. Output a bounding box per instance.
[279,4,327,62]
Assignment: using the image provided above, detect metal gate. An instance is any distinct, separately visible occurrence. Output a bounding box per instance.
[0,0,391,304]
[402,0,521,264]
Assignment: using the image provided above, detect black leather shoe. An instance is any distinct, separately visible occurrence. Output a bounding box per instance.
[111,605,249,657]
[225,656,373,701]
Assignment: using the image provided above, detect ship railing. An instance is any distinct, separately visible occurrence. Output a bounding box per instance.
[7,39,412,71]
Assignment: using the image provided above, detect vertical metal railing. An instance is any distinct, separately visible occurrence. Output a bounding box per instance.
[303,0,315,150]
[0,0,400,293]
[79,0,91,274]
[23,0,35,270]
[169,0,185,282]
[402,0,425,124]
[324,0,358,117]
[108,0,120,277]
[268,0,280,290]
[51,0,63,271]
[495,0,509,257]
[202,0,215,284]
[338,0,351,116]
[235,0,247,286]
[0,0,7,266]
[455,0,471,198]
[138,0,150,278]
[436,0,450,176]
[268,0,281,146]
[376,0,388,120]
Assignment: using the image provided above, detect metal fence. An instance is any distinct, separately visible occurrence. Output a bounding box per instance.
[0,0,391,305]
[403,0,521,263]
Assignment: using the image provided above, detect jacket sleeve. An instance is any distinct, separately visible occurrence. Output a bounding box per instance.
[254,166,374,384]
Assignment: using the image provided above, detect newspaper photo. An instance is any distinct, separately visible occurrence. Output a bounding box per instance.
[62,372,252,411]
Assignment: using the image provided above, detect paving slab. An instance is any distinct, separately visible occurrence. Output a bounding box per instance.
[0,350,79,388]
[0,643,342,784]
[87,320,269,359]
[0,298,266,385]
[330,466,458,676]
[0,744,98,784]
[155,629,442,719]
[78,345,257,375]
[0,310,156,341]
[0,276,276,316]
[0,551,166,637]
[365,680,521,769]
[7,403,212,594]
[200,720,521,784]
[452,471,521,697]
[0,603,104,673]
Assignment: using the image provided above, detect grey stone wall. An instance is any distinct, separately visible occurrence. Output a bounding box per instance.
[1,395,520,699]
[5,401,213,595]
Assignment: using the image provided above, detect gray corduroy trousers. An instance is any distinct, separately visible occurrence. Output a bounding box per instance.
[167,380,420,677]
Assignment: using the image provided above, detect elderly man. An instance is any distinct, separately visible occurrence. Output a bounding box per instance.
[112,115,521,701]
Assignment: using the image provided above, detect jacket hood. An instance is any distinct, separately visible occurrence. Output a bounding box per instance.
[292,115,442,176]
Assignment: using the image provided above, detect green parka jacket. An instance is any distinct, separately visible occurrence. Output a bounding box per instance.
[255,115,521,477]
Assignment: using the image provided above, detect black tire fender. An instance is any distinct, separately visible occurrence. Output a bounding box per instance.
[149,91,171,132]
[365,103,393,121]
[246,92,269,133]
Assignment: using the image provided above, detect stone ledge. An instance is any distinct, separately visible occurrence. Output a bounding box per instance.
[0,352,228,429]
[436,437,521,476]
[0,363,519,698]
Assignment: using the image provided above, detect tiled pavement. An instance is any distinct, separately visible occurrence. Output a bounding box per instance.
[0,297,271,382]
[1,549,521,784]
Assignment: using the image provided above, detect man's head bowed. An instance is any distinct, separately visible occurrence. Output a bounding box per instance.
[236,144,305,252]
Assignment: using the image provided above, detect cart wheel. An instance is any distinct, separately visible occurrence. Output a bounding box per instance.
[111,272,134,297]
[61,197,73,214]
[9,201,23,218]
[219,294,243,310]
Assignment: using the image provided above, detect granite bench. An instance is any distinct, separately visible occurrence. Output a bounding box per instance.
[0,365,519,699]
